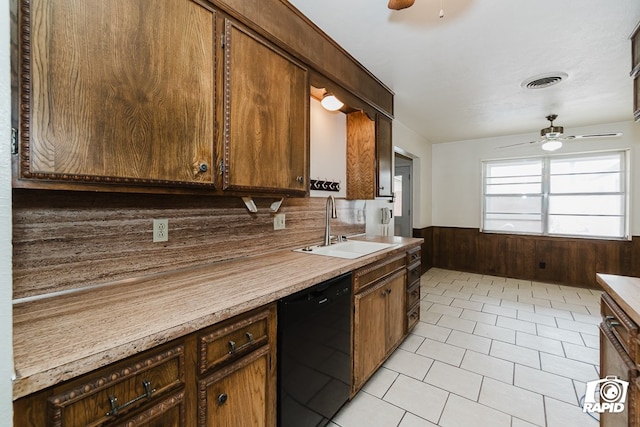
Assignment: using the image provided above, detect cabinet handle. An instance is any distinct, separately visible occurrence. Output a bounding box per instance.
[228,332,255,354]
[198,162,208,173]
[387,288,392,294]
[411,290,419,297]
[217,393,228,406]
[409,312,418,320]
[106,379,155,416]
[605,315,620,327]
[296,176,304,184]
[381,290,387,297]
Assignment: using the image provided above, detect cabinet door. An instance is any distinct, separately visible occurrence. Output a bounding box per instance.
[376,115,393,198]
[353,280,387,392]
[19,0,217,187]
[346,111,376,200]
[222,19,309,195]
[199,347,274,427]
[385,271,406,353]
[346,112,393,199]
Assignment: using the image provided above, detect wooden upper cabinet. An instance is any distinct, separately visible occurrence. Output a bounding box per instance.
[631,21,640,121]
[222,19,309,195]
[346,111,394,199]
[18,0,218,187]
[376,115,393,198]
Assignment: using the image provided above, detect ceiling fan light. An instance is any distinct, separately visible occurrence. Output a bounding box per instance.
[320,94,344,111]
[541,140,563,151]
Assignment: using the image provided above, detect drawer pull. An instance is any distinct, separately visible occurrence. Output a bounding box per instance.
[228,332,255,355]
[106,379,155,416]
[605,315,621,327]
[409,312,418,319]
[217,393,228,405]
[411,290,419,297]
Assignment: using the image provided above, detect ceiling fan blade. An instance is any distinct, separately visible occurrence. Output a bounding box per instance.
[570,132,623,139]
[496,140,539,149]
[388,0,415,10]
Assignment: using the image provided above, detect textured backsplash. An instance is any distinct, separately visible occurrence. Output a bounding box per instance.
[12,189,366,300]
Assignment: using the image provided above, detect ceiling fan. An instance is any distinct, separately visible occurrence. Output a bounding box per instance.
[388,0,415,10]
[498,114,622,151]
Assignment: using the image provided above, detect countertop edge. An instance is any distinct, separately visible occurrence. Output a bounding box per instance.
[596,273,640,326]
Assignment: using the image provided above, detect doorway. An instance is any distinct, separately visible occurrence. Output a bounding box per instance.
[393,153,413,237]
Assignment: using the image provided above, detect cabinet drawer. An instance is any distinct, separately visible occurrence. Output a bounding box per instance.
[407,305,420,332]
[48,344,185,427]
[602,293,638,358]
[407,261,421,287]
[407,247,421,264]
[199,305,274,374]
[112,388,186,427]
[354,254,406,293]
[406,281,420,310]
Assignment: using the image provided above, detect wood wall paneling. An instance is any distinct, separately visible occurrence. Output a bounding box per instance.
[418,226,640,289]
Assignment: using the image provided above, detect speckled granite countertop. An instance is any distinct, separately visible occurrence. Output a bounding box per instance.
[12,236,422,400]
[597,273,640,325]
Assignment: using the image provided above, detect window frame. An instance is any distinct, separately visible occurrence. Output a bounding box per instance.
[481,150,630,241]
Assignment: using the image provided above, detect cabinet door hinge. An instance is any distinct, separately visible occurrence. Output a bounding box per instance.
[219,159,225,175]
[11,128,17,154]
[221,34,226,49]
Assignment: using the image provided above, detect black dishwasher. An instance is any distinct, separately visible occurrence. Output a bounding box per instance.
[277,273,352,427]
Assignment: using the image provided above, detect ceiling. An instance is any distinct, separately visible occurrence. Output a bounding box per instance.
[287,0,640,144]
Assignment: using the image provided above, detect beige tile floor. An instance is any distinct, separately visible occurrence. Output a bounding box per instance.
[330,268,602,427]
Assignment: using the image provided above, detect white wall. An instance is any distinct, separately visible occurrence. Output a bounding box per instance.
[1,0,14,423]
[393,120,433,228]
[309,97,347,198]
[432,121,640,235]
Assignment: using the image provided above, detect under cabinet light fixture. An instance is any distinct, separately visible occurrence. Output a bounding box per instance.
[320,93,344,111]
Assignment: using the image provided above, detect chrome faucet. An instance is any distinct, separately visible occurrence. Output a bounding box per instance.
[324,195,338,246]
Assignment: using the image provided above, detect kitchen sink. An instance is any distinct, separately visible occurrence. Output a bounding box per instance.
[293,240,397,259]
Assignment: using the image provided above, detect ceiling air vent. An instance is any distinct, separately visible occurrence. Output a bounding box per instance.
[521,72,568,89]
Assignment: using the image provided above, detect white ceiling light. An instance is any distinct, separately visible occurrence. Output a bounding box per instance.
[541,140,563,151]
[320,93,344,111]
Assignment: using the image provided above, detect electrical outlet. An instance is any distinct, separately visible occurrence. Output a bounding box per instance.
[274,213,286,230]
[153,219,168,242]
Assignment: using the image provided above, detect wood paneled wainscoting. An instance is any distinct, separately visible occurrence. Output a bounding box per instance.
[414,226,640,289]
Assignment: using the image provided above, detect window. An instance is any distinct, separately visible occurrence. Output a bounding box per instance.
[482,151,629,240]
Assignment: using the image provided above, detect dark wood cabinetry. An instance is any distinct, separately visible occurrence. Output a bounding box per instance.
[13,0,393,196]
[222,20,308,195]
[16,0,218,188]
[346,111,394,200]
[13,305,277,427]
[375,115,394,198]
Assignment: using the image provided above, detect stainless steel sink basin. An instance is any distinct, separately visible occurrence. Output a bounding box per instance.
[293,240,397,259]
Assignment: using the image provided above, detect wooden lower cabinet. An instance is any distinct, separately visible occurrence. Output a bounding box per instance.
[599,292,640,427]
[352,257,407,394]
[198,347,271,427]
[14,304,276,427]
